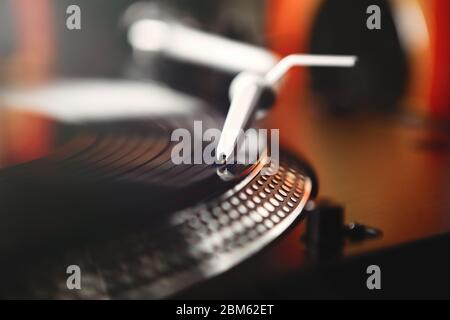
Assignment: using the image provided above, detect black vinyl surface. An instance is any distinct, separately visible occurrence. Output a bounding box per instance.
[0,108,315,299]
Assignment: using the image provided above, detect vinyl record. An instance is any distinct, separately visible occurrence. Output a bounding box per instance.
[0,81,316,299]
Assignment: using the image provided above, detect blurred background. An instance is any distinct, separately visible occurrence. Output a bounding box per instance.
[0,0,448,119]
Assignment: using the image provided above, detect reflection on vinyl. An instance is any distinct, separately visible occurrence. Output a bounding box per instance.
[0,84,314,299]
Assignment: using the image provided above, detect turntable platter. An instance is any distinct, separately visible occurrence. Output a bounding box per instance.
[0,82,315,299]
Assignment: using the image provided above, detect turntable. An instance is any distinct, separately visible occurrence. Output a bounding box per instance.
[1,0,450,301]
[0,79,319,299]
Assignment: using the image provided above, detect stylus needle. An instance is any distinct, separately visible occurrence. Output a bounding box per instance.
[216,81,264,164]
[216,54,358,164]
